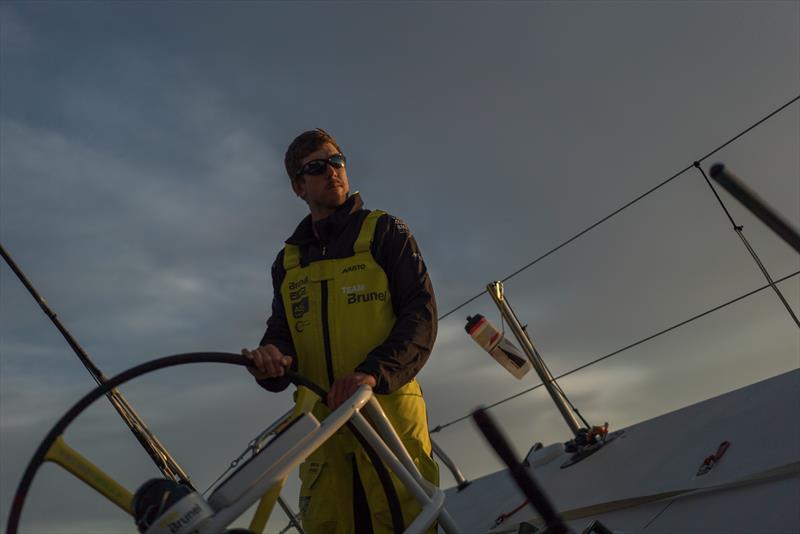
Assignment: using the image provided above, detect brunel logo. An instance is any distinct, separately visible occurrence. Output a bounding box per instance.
[160,503,205,534]
[341,263,366,274]
[347,291,387,305]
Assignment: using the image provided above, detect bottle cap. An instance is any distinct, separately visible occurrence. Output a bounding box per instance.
[465,314,485,334]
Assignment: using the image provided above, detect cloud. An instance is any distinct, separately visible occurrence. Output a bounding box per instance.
[1,3,798,531]
[0,4,35,51]
[0,375,85,431]
[1,112,292,358]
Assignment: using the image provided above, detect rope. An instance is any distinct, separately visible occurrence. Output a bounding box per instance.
[430,268,800,434]
[494,499,530,526]
[437,94,800,322]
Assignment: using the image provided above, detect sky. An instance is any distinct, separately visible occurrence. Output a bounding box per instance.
[1,2,798,533]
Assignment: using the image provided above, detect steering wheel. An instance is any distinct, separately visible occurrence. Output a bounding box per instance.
[6,352,405,534]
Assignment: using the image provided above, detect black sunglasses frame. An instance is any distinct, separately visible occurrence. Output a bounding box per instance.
[296,154,347,177]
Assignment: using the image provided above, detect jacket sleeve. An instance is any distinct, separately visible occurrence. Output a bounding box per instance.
[256,250,298,393]
[355,214,437,394]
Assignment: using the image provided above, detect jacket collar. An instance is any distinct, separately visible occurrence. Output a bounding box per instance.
[286,192,364,246]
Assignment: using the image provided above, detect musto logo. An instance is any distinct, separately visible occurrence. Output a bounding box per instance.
[347,291,387,305]
[341,263,366,274]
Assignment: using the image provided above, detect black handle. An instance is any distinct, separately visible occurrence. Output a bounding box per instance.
[709,164,800,255]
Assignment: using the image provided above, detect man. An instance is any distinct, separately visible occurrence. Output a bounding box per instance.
[242,129,439,534]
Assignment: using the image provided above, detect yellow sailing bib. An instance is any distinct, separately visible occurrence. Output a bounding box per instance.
[280,210,438,534]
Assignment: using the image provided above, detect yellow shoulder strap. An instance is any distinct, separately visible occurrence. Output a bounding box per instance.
[353,210,386,254]
[283,244,300,270]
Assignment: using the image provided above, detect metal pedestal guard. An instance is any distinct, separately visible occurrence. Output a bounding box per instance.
[8,354,462,534]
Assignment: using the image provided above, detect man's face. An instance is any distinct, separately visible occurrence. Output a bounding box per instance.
[292,142,350,218]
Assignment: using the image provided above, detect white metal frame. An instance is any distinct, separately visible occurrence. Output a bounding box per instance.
[198,385,461,534]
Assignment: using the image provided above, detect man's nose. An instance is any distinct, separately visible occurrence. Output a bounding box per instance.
[325,161,338,177]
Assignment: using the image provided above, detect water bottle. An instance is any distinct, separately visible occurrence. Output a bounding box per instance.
[465,314,532,379]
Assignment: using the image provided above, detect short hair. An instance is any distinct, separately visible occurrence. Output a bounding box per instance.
[284,128,343,181]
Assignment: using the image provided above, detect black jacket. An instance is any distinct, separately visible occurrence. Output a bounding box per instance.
[258,192,437,394]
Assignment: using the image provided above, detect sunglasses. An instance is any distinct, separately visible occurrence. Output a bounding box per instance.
[296,154,347,177]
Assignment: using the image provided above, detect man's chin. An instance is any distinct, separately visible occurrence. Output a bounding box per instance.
[331,190,349,204]
[321,194,348,210]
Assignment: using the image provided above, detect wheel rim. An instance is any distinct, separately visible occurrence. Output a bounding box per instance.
[6,352,250,534]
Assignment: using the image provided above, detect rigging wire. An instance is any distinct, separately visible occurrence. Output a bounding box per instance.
[437,94,800,322]
[693,163,800,328]
[430,268,800,434]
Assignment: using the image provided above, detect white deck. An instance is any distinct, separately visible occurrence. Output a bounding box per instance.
[443,368,800,533]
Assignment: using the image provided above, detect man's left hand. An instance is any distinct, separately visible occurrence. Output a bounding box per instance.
[327,372,377,410]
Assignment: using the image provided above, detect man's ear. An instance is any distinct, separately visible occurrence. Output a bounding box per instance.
[291,177,306,200]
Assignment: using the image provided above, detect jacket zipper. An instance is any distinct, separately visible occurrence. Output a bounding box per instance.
[320,280,335,389]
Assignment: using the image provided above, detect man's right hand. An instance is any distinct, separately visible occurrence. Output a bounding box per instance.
[241,345,293,380]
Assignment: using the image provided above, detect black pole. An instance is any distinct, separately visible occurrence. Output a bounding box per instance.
[1,244,107,382]
[709,164,800,255]
[0,243,191,484]
[473,407,570,534]
[697,165,800,329]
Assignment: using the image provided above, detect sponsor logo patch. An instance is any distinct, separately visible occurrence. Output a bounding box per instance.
[341,284,366,295]
[393,218,409,234]
[157,502,207,534]
[288,277,308,291]
[289,286,307,301]
[341,263,366,274]
[347,291,388,305]
[292,297,309,318]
